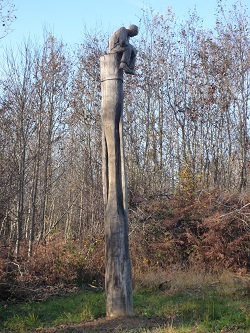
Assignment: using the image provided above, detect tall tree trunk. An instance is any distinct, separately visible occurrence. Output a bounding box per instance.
[28,145,40,256]
[16,146,25,258]
[101,53,133,319]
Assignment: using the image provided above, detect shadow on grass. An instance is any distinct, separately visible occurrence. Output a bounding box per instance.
[34,316,171,333]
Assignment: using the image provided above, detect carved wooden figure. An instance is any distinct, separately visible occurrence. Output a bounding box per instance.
[100,25,138,318]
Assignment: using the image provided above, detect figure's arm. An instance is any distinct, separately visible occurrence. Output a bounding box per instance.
[119,27,129,47]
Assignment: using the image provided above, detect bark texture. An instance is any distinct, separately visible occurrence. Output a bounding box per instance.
[100,53,133,318]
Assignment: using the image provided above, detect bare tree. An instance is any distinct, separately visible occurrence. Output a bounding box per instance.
[1,43,36,257]
[0,0,16,39]
[0,0,250,261]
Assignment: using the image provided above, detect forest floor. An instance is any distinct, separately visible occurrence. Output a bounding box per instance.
[1,276,250,333]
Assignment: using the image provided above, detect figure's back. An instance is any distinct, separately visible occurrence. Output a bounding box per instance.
[108,27,127,52]
[108,29,119,52]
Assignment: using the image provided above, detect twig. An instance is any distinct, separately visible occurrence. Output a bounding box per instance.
[10,261,23,276]
[219,202,250,219]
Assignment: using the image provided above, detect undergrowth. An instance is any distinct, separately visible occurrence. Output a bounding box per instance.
[0,190,250,332]
[1,190,250,301]
[0,271,250,332]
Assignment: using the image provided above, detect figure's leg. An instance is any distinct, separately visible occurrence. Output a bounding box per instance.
[120,45,132,65]
[110,45,136,75]
[120,46,136,75]
[129,47,137,70]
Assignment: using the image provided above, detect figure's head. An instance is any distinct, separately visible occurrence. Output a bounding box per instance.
[127,24,138,37]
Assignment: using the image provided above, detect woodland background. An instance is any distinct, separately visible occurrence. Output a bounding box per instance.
[0,1,250,297]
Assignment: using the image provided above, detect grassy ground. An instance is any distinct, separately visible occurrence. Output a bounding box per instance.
[0,291,105,331]
[1,272,250,333]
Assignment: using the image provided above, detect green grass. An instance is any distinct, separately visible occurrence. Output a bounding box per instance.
[0,286,250,332]
[134,288,250,332]
[0,291,106,332]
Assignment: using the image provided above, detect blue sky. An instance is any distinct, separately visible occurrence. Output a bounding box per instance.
[0,0,248,51]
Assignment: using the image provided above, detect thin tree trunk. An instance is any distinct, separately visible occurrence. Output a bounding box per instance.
[28,116,42,257]
[16,146,25,258]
